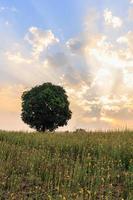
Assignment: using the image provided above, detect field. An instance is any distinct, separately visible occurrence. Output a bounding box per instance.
[0,130,132,200]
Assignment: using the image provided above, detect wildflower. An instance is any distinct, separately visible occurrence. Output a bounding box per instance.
[101,177,104,182]
[87,190,91,194]
[117,174,120,178]
[48,195,52,200]
[79,188,84,194]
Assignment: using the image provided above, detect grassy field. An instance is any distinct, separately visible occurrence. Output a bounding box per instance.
[0,130,132,200]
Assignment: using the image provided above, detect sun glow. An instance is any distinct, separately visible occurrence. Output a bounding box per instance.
[0,0,133,130]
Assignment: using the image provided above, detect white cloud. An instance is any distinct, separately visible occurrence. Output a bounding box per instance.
[117,31,133,52]
[25,27,59,59]
[128,7,133,20]
[0,6,6,12]
[6,52,32,64]
[130,0,133,4]
[1,8,133,131]
[104,9,123,28]
[0,6,18,13]
[84,9,100,33]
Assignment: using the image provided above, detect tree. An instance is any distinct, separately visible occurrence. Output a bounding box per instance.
[21,82,72,132]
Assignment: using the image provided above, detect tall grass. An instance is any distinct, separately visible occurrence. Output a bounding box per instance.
[0,130,132,199]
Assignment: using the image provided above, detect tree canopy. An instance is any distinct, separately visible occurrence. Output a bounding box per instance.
[21,83,72,132]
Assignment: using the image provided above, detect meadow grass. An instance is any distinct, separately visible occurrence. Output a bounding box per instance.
[0,130,132,199]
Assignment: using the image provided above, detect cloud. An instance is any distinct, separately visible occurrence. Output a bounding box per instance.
[128,7,133,21]
[5,52,32,64]
[117,31,133,54]
[0,6,6,12]
[0,6,18,13]
[84,9,100,33]
[103,9,123,28]
[130,0,133,4]
[66,38,84,54]
[24,27,59,59]
[0,7,133,131]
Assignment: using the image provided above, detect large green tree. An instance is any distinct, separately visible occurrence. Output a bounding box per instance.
[21,83,72,132]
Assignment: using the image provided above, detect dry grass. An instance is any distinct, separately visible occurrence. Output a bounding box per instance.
[0,130,132,199]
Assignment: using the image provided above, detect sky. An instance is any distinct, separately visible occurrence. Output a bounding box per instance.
[0,0,133,131]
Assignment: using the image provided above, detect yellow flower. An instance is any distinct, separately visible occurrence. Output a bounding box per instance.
[79,188,84,194]
[87,190,91,194]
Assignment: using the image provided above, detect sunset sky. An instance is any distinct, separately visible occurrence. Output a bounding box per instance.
[0,0,133,131]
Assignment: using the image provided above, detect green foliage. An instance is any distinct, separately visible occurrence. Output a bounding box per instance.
[21,82,72,132]
[0,130,132,199]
